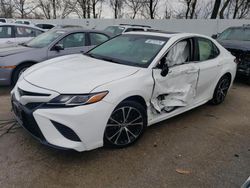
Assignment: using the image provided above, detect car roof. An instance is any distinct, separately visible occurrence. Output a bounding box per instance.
[110,24,150,29]
[0,23,44,30]
[226,25,250,30]
[124,31,210,39]
[51,28,112,37]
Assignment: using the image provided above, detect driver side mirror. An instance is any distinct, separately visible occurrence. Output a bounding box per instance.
[53,43,64,52]
[160,58,169,77]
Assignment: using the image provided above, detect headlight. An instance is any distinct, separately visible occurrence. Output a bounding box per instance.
[47,91,108,106]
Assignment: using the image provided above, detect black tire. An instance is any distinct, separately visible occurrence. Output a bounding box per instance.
[12,63,33,85]
[210,75,231,105]
[104,100,147,148]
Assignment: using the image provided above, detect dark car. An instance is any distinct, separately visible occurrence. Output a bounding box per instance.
[215,25,250,84]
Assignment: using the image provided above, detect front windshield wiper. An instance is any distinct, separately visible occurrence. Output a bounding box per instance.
[85,53,120,63]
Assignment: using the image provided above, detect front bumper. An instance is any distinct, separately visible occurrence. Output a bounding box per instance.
[11,81,115,152]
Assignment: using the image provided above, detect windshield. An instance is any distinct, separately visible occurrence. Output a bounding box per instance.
[25,30,65,48]
[218,27,250,41]
[104,26,125,37]
[87,34,168,68]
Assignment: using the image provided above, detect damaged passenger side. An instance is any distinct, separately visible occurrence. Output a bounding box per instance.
[151,38,200,114]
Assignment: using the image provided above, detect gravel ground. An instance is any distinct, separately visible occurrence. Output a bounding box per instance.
[0,80,250,188]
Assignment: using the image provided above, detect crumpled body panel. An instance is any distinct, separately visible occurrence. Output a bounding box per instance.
[151,64,199,113]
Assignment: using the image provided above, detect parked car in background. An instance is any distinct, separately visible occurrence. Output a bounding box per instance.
[104,24,151,37]
[0,18,14,23]
[11,32,236,152]
[35,23,56,31]
[0,28,110,85]
[15,20,32,25]
[0,18,8,23]
[215,25,250,84]
[35,24,84,31]
[0,23,44,47]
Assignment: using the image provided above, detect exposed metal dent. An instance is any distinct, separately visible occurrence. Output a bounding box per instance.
[150,64,199,114]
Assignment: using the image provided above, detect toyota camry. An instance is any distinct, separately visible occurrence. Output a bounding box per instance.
[11,31,237,152]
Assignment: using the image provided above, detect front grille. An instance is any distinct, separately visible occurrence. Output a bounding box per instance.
[25,103,44,110]
[18,88,51,97]
[21,111,45,141]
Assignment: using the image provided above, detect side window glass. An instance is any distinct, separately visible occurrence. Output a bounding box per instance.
[16,26,35,37]
[0,26,12,38]
[90,33,109,46]
[165,40,191,67]
[197,38,219,61]
[132,28,144,31]
[124,28,133,32]
[34,29,43,36]
[58,33,85,48]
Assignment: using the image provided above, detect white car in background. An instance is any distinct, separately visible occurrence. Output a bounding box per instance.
[15,20,33,25]
[104,24,152,37]
[0,23,44,47]
[0,18,14,23]
[11,31,236,152]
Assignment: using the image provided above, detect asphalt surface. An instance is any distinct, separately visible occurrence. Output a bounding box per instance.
[0,80,250,188]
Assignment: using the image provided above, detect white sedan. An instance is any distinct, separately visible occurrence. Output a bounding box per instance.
[0,23,44,47]
[11,32,236,152]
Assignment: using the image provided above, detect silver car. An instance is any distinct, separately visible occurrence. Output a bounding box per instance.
[0,28,110,85]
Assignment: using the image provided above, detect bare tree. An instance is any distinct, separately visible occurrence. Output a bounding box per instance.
[37,0,74,19]
[179,0,197,19]
[0,0,14,18]
[190,0,197,19]
[60,0,77,18]
[74,0,91,18]
[91,0,104,18]
[219,0,231,19]
[141,0,159,19]
[37,0,52,19]
[211,0,221,19]
[109,0,123,18]
[125,0,143,19]
[183,0,191,19]
[232,0,250,19]
[13,0,38,18]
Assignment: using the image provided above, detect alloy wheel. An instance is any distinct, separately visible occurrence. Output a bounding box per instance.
[105,106,144,146]
[215,77,230,103]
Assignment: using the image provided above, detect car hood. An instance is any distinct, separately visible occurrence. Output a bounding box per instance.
[218,40,250,51]
[0,45,32,57]
[24,54,140,94]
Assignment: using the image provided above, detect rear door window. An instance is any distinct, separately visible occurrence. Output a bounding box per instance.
[15,26,37,37]
[90,33,109,45]
[197,38,219,61]
[58,33,86,48]
[0,26,12,38]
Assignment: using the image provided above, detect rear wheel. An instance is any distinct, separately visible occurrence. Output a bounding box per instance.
[104,100,147,148]
[12,63,33,85]
[210,75,231,105]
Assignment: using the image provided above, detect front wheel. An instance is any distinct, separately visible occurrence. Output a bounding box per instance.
[210,75,231,105]
[104,100,147,148]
